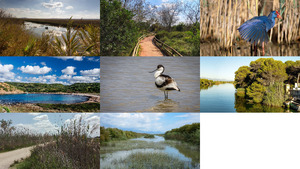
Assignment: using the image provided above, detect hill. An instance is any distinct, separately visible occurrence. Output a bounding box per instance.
[0,83,24,94]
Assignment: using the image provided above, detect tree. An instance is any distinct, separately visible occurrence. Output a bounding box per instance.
[183,0,200,25]
[285,60,300,85]
[250,58,287,86]
[157,0,182,31]
[100,0,139,56]
[246,82,265,103]
[234,66,251,89]
[0,119,15,135]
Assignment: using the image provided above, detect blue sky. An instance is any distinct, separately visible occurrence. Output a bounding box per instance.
[0,56,100,85]
[200,57,300,81]
[1,0,99,18]
[0,113,100,137]
[100,113,200,134]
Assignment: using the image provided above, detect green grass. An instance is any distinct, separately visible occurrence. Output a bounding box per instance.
[111,152,193,169]
[36,103,100,112]
[144,134,155,138]
[155,30,198,56]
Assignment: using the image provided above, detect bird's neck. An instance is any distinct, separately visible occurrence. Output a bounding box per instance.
[154,70,163,78]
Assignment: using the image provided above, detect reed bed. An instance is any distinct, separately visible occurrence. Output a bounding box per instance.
[0,120,52,152]
[17,117,100,169]
[200,0,300,49]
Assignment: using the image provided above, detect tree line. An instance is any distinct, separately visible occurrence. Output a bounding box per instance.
[234,58,300,106]
[100,126,145,142]
[164,123,200,145]
[6,82,100,93]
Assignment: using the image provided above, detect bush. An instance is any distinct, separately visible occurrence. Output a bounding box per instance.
[164,123,200,145]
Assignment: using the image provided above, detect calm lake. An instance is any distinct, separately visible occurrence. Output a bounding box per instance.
[100,57,200,112]
[100,136,200,169]
[24,21,68,38]
[0,93,88,104]
[200,83,289,112]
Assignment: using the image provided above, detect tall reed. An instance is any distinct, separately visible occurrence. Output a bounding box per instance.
[200,0,300,49]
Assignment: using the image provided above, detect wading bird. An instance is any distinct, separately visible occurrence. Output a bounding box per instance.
[149,64,180,100]
[238,11,282,56]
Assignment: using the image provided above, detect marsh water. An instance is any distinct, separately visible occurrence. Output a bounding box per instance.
[100,136,200,169]
[200,42,300,56]
[24,21,68,38]
[0,93,88,104]
[200,83,289,112]
[100,57,200,112]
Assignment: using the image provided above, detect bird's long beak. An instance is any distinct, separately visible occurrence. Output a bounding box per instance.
[277,14,282,19]
[149,69,157,73]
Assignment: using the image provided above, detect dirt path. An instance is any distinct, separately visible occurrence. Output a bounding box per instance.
[139,36,164,56]
[0,146,35,169]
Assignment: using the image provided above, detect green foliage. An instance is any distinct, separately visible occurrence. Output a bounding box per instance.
[144,134,155,138]
[100,0,139,56]
[235,58,292,106]
[6,82,100,93]
[285,60,300,85]
[201,79,233,90]
[235,66,251,89]
[100,126,144,142]
[36,103,100,112]
[263,82,286,107]
[246,82,265,103]
[164,123,200,145]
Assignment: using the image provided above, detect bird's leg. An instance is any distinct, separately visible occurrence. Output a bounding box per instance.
[166,91,168,99]
[262,42,265,56]
[250,44,253,56]
[254,44,257,56]
[164,91,167,100]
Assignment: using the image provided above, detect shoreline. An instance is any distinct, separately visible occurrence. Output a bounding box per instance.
[0,92,100,104]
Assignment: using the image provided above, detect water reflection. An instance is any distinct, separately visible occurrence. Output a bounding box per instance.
[200,84,293,112]
[24,21,67,38]
[200,42,300,56]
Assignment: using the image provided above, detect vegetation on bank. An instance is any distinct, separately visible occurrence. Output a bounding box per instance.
[0,10,100,56]
[234,58,300,107]
[101,0,199,56]
[112,152,190,169]
[14,117,100,169]
[0,119,52,153]
[155,26,200,56]
[164,123,200,145]
[6,82,100,93]
[200,79,233,89]
[1,103,100,113]
[36,103,100,112]
[100,126,145,142]
[22,18,100,28]
[144,134,155,138]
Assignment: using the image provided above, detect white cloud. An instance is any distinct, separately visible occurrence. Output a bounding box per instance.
[25,75,57,83]
[59,74,72,80]
[41,62,46,66]
[55,57,83,61]
[61,66,76,75]
[29,113,41,116]
[18,65,51,74]
[42,1,64,9]
[16,114,58,134]
[66,6,73,10]
[0,64,15,82]
[70,76,100,83]
[87,57,100,62]
[101,113,165,132]
[80,68,100,76]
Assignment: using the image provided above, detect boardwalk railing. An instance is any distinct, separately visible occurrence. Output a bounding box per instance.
[132,33,155,56]
[153,36,183,57]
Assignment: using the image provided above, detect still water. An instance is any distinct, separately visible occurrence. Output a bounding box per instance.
[200,84,288,112]
[101,57,200,112]
[0,93,88,104]
[100,136,200,169]
[24,21,67,38]
[200,42,300,56]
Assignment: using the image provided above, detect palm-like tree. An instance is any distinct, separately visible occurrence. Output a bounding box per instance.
[78,24,100,56]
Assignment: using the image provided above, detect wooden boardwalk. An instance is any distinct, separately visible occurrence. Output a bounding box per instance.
[139,36,163,56]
